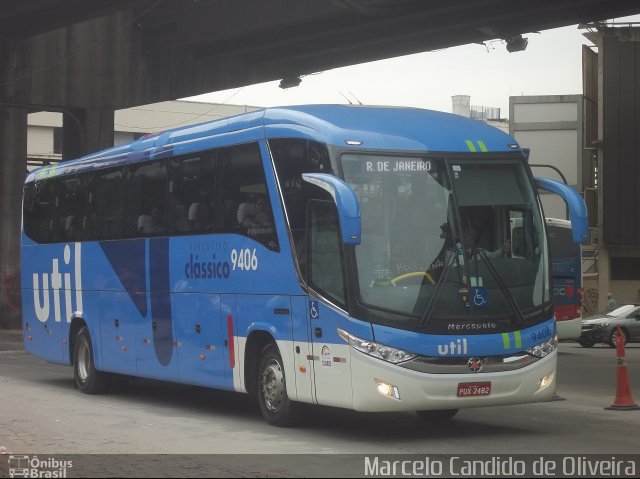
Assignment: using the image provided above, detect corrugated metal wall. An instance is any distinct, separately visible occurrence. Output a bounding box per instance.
[602,31,640,246]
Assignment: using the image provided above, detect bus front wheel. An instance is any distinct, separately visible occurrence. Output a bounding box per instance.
[257,343,299,427]
[73,327,110,394]
[416,409,459,422]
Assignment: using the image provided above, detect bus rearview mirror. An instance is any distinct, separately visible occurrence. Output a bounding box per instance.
[534,177,589,244]
[302,173,361,245]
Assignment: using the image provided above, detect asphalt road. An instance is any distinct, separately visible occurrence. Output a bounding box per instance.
[0,333,639,476]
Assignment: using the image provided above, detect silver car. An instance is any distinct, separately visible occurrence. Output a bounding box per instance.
[578,304,640,348]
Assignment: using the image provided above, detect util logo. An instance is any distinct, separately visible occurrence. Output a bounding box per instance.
[32,243,83,323]
[437,338,468,356]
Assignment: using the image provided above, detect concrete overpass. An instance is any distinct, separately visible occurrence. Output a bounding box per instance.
[3,0,640,110]
[1,0,640,326]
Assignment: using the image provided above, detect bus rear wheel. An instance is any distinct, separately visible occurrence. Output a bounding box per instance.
[416,409,459,421]
[257,343,299,427]
[73,327,110,394]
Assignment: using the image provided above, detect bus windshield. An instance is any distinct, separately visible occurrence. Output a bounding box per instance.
[341,154,550,330]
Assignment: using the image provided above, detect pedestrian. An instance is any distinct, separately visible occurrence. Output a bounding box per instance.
[607,292,617,312]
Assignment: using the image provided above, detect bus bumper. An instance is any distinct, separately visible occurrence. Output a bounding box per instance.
[349,349,556,412]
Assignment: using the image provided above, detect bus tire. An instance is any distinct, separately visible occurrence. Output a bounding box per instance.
[73,327,110,394]
[257,343,298,427]
[416,409,459,422]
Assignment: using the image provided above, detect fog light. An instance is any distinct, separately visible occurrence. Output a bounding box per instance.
[375,379,400,400]
[537,373,554,392]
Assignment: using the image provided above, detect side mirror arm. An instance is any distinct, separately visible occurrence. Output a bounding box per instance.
[302,173,361,244]
[535,177,589,244]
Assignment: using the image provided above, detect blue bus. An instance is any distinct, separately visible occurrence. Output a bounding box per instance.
[546,218,583,340]
[21,105,588,425]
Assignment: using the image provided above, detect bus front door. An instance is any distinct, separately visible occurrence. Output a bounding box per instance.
[308,298,352,409]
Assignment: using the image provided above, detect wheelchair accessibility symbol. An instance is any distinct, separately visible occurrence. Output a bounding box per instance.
[471,287,489,309]
[310,300,320,319]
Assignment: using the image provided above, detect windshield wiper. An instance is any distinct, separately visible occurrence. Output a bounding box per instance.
[417,249,456,327]
[476,249,526,324]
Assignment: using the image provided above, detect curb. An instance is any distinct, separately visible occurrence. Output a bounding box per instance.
[0,329,23,341]
[0,329,24,350]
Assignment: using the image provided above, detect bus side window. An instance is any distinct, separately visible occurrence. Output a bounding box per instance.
[307,200,347,307]
[23,179,56,244]
[168,153,216,235]
[269,139,332,277]
[124,160,168,237]
[215,143,279,251]
[85,168,124,240]
[53,175,87,242]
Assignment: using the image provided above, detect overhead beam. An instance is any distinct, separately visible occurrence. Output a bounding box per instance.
[134,0,640,102]
[2,0,640,110]
[0,0,155,38]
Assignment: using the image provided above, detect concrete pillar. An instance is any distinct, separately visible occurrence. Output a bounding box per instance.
[595,31,606,314]
[0,107,27,328]
[62,107,114,160]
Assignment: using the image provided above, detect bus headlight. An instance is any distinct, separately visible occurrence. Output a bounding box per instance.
[337,329,417,364]
[526,335,558,358]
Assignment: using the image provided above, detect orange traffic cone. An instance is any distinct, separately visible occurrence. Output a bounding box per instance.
[605,325,639,411]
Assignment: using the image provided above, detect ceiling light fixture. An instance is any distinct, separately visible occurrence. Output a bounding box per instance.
[279,76,302,89]
[505,34,528,53]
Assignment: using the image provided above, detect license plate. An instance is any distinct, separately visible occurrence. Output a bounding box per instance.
[457,382,491,397]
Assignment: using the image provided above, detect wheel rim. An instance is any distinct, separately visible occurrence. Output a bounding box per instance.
[612,332,626,346]
[77,340,90,383]
[261,358,285,413]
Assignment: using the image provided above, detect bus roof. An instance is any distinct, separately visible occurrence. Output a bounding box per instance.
[27,104,522,182]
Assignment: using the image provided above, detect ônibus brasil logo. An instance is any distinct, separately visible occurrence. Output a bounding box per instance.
[8,455,73,478]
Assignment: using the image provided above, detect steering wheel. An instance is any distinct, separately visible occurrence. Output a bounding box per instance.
[391,271,435,286]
